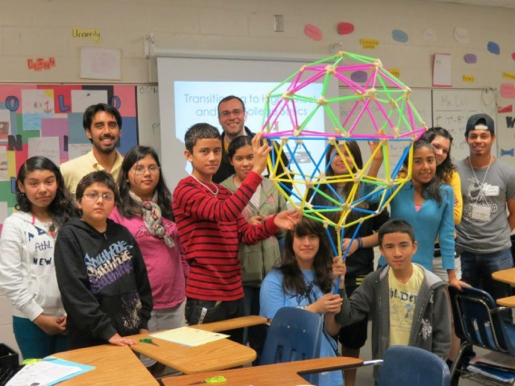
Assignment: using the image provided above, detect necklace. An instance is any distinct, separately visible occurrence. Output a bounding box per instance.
[31,213,56,239]
[191,175,219,197]
[468,156,493,207]
[469,156,493,184]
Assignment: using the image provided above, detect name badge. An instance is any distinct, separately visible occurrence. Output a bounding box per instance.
[484,185,500,196]
[470,204,491,222]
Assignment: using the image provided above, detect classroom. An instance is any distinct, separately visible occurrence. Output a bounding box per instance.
[1,0,515,384]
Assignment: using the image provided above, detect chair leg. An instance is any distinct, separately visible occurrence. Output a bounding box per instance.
[450,342,471,379]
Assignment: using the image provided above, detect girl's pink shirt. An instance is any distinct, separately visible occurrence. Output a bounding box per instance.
[110,207,189,309]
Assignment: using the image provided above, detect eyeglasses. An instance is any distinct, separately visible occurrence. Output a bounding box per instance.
[132,165,160,175]
[83,192,115,202]
[220,109,244,118]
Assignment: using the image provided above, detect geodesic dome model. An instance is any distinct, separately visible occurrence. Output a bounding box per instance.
[260,51,427,258]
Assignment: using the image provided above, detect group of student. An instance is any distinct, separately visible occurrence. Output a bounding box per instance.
[1,96,514,386]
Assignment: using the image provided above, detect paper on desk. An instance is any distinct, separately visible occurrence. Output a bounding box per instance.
[7,358,94,386]
[151,327,229,347]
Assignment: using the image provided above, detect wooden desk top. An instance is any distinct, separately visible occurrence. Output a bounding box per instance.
[191,315,268,332]
[53,344,158,385]
[492,267,515,285]
[497,295,515,307]
[163,357,363,386]
[128,331,256,374]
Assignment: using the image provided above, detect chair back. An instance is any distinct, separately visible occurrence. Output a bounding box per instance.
[449,286,515,354]
[377,346,450,386]
[261,307,323,384]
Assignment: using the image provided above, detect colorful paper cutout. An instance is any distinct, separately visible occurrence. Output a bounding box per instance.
[462,75,475,83]
[503,72,515,81]
[350,71,367,83]
[501,148,514,157]
[392,29,408,43]
[389,68,400,78]
[360,39,379,49]
[487,41,500,55]
[337,22,354,35]
[464,54,477,64]
[498,105,513,114]
[501,84,515,99]
[304,24,322,41]
[41,118,69,161]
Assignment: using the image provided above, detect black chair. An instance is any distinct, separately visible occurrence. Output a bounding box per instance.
[449,286,515,380]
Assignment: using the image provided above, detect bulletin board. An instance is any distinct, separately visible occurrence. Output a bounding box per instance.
[0,84,139,230]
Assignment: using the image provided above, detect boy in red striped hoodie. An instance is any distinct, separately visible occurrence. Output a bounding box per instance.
[172,123,298,343]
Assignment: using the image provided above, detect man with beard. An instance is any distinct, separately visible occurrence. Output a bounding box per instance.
[61,103,123,196]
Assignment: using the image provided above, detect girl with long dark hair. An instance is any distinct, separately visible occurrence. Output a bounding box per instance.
[421,127,463,280]
[0,156,77,358]
[110,146,188,370]
[260,218,343,386]
[368,140,465,289]
[421,127,465,372]
[309,140,389,386]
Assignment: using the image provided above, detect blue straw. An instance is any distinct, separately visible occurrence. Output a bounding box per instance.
[278,181,302,201]
[325,226,338,257]
[285,142,306,180]
[334,222,363,294]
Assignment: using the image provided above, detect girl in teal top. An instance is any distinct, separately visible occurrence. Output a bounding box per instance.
[368,140,465,290]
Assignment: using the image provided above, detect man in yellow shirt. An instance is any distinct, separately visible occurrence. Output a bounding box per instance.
[60,103,123,196]
[334,219,451,382]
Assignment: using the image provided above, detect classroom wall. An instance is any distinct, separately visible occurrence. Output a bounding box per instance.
[1,0,514,356]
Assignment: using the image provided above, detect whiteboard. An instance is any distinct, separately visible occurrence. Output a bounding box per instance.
[136,85,161,157]
[432,89,498,163]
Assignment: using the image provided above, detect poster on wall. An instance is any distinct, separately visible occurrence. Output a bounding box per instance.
[0,84,138,231]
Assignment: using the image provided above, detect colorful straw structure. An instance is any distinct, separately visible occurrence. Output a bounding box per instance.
[260,51,427,273]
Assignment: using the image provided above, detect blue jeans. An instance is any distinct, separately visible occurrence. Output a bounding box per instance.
[13,316,68,360]
[461,248,514,302]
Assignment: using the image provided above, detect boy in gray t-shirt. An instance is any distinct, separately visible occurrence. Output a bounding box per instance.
[456,113,515,302]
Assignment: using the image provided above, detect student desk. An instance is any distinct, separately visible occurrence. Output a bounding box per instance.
[164,357,364,385]
[492,268,515,307]
[52,344,158,385]
[128,316,267,374]
[492,267,515,285]
[496,296,515,307]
